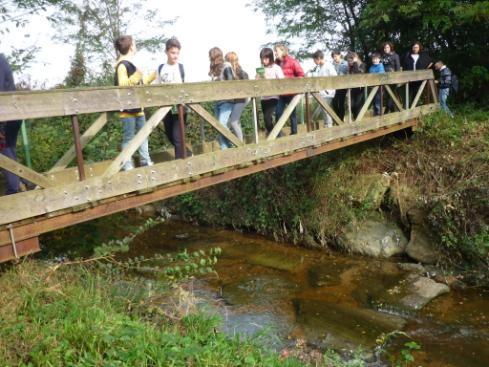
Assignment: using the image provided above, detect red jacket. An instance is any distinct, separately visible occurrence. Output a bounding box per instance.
[276,55,304,78]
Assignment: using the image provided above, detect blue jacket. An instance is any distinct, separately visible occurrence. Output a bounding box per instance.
[0,54,16,92]
[369,63,385,74]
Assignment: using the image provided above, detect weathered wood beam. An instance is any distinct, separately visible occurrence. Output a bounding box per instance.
[428,80,438,103]
[0,154,53,188]
[267,94,302,141]
[411,80,428,109]
[354,86,379,123]
[0,71,434,121]
[187,104,243,147]
[103,107,171,177]
[384,85,404,111]
[0,118,420,248]
[311,92,344,126]
[49,113,108,173]
[0,103,439,225]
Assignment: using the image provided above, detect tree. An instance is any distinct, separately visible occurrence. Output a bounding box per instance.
[0,0,63,71]
[252,0,368,57]
[50,0,174,83]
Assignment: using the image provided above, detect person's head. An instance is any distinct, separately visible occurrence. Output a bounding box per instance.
[382,42,394,55]
[371,52,381,65]
[411,41,423,55]
[209,47,224,77]
[331,50,343,64]
[165,37,181,65]
[312,50,324,65]
[114,35,135,56]
[346,51,359,65]
[225,51,242,74]
[273,43,288,61]
[434,61,445,70]
[260,48,274,67]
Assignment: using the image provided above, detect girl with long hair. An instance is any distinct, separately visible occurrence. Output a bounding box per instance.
[208,47,235,149]
[225,51,249,142]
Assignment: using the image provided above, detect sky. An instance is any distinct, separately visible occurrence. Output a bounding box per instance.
[3,0,316,87]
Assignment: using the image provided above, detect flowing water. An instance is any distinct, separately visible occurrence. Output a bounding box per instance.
[121,220,489,367]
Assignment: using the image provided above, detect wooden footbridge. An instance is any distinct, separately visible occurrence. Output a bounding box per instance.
[0,70,438,262]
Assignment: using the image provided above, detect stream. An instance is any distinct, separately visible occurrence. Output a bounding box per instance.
[121,220,489,367]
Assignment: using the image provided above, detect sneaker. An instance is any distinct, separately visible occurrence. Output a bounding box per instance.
[141,161,154,167]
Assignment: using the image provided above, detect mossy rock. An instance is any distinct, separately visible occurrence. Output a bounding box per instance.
[349,174,391,209]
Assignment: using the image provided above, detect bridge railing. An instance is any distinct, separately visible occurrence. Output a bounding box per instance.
[0,70,438,239]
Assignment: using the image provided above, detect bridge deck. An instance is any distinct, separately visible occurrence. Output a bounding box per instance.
[0,70,438,262]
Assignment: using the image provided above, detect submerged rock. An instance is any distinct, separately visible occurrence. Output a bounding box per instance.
[400,276,450,310]
[338,216,408,258]
[307,262,351,287]
[405,225,439,264]
[293,299,406,349]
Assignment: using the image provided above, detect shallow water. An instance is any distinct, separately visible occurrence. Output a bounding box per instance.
[125,220,488,366]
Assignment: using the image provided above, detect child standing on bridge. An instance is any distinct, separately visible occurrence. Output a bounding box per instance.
[274,43,304,135]
[346,52,366,120]
[156,37,192,159]
[256,48,284,135]
[114,35,155,171]
[368,52,385,116]
[309,50,337,128]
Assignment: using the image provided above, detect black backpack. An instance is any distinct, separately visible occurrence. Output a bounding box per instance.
[158,63,185,82]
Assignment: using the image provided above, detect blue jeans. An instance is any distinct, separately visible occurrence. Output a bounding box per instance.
[214,101,234,150]
[439,88,454,117]
[276,95,298,135]
[121,115,151,170]
[373,89,382,116]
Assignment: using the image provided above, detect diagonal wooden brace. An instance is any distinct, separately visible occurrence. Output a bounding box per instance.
[187,104,243,148]
[411,80,428,109]
[103,107,171,177]
[267,94,302,141]
[354,86,380,123]
[0,154,53,188]
[311,92,344,126]
[384,85,404,111]
[49,113,108,173]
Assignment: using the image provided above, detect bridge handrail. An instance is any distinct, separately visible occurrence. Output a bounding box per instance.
[0,70,434,121]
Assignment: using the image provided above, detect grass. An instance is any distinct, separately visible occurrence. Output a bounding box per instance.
[0,261,314,367]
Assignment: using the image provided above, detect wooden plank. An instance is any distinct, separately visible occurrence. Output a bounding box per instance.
[0,103,439,226]
[0,119,419,249]
[0,236,40,262]
[187,104,243,147]
[354,86,379,123]
[428,80,438,103]
[411,80,428,109]
[102,107,171,177]
[311,92,344,126]
[384,85,404,111]
[49,113,108,173]
[0,154,53,188]
[267,94,302,141]
[0,71,435,121]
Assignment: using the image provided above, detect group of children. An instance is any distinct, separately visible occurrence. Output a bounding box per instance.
[113,36,455,171]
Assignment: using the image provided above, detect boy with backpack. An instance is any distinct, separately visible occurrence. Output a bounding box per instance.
[434,61,455,118]
[156,37,191,159]
[114,35,154,171]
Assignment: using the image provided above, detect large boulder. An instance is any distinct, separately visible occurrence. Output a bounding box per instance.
[405,225,439,264]
[349,173,392,210]
[338,216,408,258]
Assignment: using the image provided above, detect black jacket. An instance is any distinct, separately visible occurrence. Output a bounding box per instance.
[0,54,16,92]
[381,52,401,72]
[402,52,432,71]
[439,67,452,89]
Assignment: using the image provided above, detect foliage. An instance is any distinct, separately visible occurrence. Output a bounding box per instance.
[49,0,174,82]
[253,0,489,103]
[0,261,307,366]
[375,331,421,367]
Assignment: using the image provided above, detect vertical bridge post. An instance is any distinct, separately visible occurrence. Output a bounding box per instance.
[71,115,85,181]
